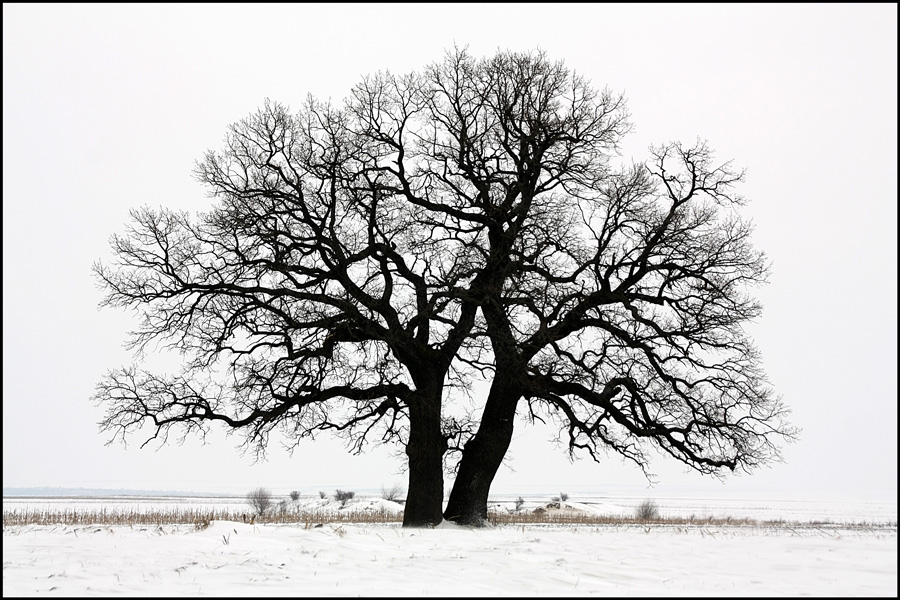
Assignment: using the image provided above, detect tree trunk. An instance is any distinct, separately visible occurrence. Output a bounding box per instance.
[444,373,520,526]
[402,376,446,528]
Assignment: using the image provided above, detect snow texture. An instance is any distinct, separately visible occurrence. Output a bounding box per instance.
[3,494,897,596]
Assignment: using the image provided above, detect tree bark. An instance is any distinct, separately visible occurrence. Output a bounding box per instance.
[402,375,447,527]
[444,372,520,526]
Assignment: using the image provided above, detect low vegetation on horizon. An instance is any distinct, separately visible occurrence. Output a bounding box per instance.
[6,507,893,529]
[4,493,895,529]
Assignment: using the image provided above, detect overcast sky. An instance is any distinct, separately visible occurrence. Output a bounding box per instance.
[3,4,896,501]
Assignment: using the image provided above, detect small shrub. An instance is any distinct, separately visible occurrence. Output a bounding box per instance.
[246,487,273,516]
[290,490,300,501]
[381,483,405,503]
[334,489,355,507]
[635,499,660,521]
[514,496,525,512]
[559,492,569,502]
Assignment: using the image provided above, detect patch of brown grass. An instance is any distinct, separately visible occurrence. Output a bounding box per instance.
[486,510,759,526]
[2,507,403,527]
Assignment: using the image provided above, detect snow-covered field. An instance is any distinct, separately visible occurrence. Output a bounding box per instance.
[3,493,897,596]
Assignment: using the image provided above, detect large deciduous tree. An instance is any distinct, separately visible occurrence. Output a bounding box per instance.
[93,47,795,528]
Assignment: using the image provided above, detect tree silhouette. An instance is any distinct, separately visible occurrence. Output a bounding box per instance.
[246,487,273,516]
[93,47,795,528]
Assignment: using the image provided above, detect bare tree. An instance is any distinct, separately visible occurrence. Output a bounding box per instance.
[381,483,405,503]
[246,487,273,516]
[93,47,794,529]
[635,500,660,521]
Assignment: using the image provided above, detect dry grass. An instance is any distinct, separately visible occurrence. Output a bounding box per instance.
[2,507,403,527]
[487,510,760,527]
[4,506,895,529]
[4,501,896,529]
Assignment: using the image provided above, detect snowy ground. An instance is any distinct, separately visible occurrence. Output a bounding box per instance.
[3,520,896,596]
[3,493,897,596]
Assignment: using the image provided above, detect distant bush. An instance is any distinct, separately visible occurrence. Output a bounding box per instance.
[246,487,273,516]
[381,483,405,503]
[334,489,355,507]
[514,496,525,512]
[290,490,300,501]
[635,499,660,521]
[318,491,327,499]
[559,492,569,502]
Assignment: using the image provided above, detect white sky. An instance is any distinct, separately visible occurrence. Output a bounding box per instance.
[3,4,897,501]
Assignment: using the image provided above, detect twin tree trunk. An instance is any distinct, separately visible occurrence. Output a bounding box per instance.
[444,373,520,526]
[402,372,447,527]
[443,294,524,526]
[402,366,521,527]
